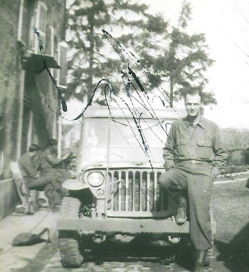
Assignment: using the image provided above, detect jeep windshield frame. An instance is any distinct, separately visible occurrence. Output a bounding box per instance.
[77,106,179,171]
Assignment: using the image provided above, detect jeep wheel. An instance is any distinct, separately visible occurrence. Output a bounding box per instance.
[59,197,84,268]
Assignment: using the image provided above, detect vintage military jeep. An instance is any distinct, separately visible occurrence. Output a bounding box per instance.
[57,105,191,268]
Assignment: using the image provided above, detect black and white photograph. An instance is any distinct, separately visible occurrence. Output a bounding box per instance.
[0,0,249,271]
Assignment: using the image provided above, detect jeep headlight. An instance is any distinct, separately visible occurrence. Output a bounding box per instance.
[87,172,104,187]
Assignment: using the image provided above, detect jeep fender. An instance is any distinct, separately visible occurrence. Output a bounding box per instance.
[62,179,89,191]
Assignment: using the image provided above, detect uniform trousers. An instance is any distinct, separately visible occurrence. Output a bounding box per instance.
[159,163,214,250]
[41,168,71,184]
[25,174,64,207]
[25,175,52,193]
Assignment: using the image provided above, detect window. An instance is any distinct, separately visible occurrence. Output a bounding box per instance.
[17,0,29,46]
[21,91,33,155]
[21,104,33,154]
[31,1,47,53]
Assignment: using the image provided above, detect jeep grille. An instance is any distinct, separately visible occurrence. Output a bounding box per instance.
[106,169,174,218]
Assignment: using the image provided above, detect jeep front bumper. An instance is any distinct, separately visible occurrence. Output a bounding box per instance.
[57,218,189,234]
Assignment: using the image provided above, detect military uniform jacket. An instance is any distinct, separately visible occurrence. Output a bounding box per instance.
[19,152,39,180]
[163,116,227,176]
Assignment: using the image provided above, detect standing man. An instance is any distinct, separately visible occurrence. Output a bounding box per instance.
[159,89,226,271]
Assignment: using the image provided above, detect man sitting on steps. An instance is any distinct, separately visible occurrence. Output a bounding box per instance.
[19,144,62,210]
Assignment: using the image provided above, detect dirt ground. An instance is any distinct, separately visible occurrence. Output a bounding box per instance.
[211,179,249,272]
[3,178,249,272]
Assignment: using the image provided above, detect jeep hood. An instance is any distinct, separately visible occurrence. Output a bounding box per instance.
[80,161,165,172]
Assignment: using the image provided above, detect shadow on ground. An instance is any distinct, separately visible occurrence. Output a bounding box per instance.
[215,222,249,272]
[8,233,195,272]
[10,233,58,272]
[82,235,193,271]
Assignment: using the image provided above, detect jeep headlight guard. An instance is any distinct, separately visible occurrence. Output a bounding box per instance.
[87,171,104,187]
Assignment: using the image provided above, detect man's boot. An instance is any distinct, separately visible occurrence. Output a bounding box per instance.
[175,197,187,224]
[192,250,208,272]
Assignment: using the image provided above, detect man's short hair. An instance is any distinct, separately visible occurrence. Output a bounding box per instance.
[183,88,203,102]
[48,138,57,147]
[29,144,41,152]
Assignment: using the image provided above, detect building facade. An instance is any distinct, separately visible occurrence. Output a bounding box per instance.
[0,0,67,218]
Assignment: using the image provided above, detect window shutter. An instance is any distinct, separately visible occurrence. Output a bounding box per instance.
[17,0,28,45]
[58,42,67,88]
[38,4,47,34]
[34,1,47,53]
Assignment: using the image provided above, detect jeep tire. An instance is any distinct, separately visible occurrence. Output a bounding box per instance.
[59,197,84,268]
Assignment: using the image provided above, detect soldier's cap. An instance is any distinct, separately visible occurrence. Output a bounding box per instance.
[48,138,57,146]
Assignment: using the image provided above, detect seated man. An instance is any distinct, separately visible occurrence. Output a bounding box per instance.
[19,144,62,209]
[40,138,73,184]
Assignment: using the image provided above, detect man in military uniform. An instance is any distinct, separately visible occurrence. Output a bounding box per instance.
[40,138,73,185]
[159,89,226,271]
[19,144,60,209]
